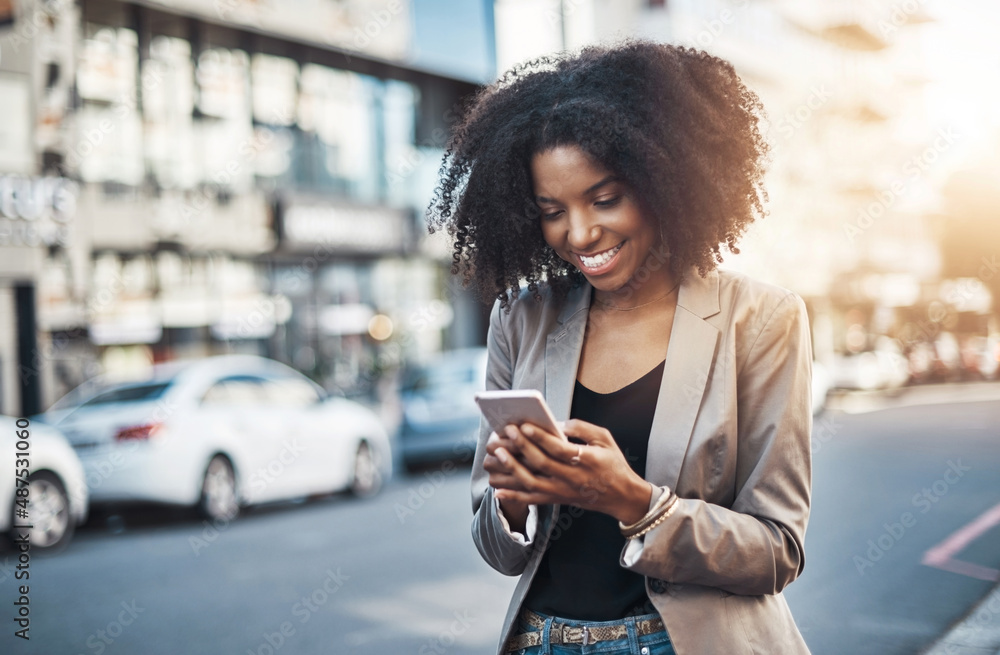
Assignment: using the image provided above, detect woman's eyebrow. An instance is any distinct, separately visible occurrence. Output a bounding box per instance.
[584,175,620,194]
[535,175,620,203]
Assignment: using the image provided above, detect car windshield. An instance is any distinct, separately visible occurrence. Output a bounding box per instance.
[79,382,173,406]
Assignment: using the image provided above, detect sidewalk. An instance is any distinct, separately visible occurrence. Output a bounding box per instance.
[824,381,1000,414]
[920,581,1000,655]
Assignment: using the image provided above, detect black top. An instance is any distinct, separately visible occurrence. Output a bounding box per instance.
[522,358,665,621]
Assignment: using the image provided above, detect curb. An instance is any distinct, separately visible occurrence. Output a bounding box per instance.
[825,381,1000,414]
[920,581,1000,654]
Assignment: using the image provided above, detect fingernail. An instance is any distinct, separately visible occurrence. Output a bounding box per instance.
[505,425,516,438]
[497,449,509,465]
[522,424,533,436]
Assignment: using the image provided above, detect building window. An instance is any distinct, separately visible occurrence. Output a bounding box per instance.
[74,25,143,185]
[292,64,379,201]
[195,47,254,193]
[144,35,197,190]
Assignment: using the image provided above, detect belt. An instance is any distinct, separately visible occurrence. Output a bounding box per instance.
[505,608,665,651]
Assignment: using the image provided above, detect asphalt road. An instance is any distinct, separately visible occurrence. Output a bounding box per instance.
[787,397,1000,654]
[1,393,998,655]
[0,465,518,655]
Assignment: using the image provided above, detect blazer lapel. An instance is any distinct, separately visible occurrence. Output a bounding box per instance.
[646,269,721,490]
[538,283,590,537]
[544,282,591,425]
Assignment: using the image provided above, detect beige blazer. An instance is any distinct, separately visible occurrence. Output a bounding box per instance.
[470,265,813,655]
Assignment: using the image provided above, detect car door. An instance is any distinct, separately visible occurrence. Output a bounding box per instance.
[199,375,288,504]
[256,374,326,497]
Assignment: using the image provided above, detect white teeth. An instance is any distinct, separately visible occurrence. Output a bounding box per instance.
[579,243,622,268]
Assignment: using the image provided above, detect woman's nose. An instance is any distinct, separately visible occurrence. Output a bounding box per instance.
[566,212,601,250]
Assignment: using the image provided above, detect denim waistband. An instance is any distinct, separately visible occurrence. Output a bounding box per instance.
[508,608,671,654]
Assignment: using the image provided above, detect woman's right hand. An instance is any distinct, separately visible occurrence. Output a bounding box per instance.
[483,427,531,533]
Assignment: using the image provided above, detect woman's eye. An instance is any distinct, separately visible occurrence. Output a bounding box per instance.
[541,210,563,220]
[595,196,621,207]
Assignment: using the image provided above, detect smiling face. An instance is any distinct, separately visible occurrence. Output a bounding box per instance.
[532,145,673,304]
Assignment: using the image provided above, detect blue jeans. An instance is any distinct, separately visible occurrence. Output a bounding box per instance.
[510,610,675,655]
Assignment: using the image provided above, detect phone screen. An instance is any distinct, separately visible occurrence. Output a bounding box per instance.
[474,390,565,440]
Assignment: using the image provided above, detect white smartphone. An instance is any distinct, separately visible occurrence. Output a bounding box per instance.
[474,389,566,440]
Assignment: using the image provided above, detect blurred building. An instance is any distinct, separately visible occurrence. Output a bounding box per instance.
[0,0,495,414]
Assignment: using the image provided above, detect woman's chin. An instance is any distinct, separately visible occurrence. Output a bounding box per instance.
[585,276,634,297]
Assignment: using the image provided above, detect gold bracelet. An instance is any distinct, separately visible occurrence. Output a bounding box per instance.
[618,488,672,533]
[618,488,675,536]
[626,495,679,540]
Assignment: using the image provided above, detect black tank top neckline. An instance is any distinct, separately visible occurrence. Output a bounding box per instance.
[576,358,666,396]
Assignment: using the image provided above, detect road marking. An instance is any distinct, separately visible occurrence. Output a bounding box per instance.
[922,500,1000,581]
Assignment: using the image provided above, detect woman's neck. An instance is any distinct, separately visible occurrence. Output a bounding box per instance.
[591,270,680,312]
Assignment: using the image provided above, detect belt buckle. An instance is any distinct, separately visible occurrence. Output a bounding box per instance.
[559,624,585,645]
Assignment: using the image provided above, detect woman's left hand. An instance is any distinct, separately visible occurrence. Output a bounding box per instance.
[492,418,653,525]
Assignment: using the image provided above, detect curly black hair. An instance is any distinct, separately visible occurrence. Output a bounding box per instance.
[426,39,769,313]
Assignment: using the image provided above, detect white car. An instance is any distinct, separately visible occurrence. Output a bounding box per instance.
[811,360,832,415]
[43,355,392,521]
[831,349,909,391]
[0,416,89,552]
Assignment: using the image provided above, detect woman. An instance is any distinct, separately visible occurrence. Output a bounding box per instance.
[427,40,813,655]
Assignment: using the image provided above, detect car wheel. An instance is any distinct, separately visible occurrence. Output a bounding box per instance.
[18,472,73,552]
[199,456,239,521]
[350,441,382,498]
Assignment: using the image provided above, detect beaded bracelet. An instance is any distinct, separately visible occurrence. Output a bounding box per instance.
[618,488,676,537]
[618,488,672,533]
[625,495,679,540]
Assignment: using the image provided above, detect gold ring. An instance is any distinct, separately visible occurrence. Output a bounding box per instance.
[569,445,582,465]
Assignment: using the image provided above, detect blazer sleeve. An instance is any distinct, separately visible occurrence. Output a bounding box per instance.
[620,292,813,596]
[470,299,539,576]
